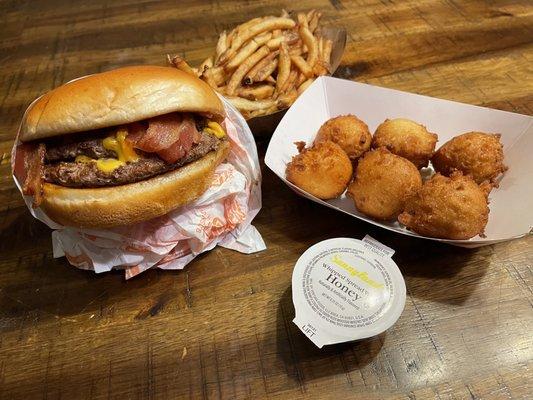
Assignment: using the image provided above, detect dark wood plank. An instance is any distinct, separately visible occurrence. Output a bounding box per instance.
[0,0,531,399]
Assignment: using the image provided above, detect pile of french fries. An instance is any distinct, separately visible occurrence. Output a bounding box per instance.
[168,10,333,119]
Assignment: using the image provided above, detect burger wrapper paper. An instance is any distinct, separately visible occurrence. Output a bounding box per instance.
[12,97,266,278]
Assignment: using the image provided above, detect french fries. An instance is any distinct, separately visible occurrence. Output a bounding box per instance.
[296,70,307,86]
[322,38,333,72]
[308,10,321,33]
[277,90,298,109]
[291,55,313,78]
[237,84,275,100]
[227,96,276,111]
[225,32,272,70]
[226,45,271,95]
[218,17,296,65]
[297,78,314,94]
[276,42,291,92]
[298,14,319,69]
[244,51,278,84]
[280,69,298,93]
[203,66,225,86]
[169,9,335,119]
[253,58,279,84]
[266,36,284,50]
[214,31,227,64]
[199,57,213,74]
[167,55,197,76]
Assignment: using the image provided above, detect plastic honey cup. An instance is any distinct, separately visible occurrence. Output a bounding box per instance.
[292,235,406,348]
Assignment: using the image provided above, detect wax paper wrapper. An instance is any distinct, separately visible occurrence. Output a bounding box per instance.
[12,97,266,278]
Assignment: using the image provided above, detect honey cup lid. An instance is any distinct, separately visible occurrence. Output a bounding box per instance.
[292,235,406,348]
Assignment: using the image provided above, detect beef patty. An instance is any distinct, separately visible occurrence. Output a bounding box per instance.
[44,131,221,187]
[46,135,116,161]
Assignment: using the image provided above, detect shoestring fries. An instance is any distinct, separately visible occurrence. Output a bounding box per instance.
[168,9,333,119]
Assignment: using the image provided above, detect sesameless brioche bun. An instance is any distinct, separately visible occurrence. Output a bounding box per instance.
[20,66,226,142]
[40,140,230,228]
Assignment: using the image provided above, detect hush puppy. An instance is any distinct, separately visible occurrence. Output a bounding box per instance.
[286,141,353,200]
[398,172,490,240]
[314,114,372,161]
[347,147,422,220]
[432,131,506,185]
[372,118,438,168]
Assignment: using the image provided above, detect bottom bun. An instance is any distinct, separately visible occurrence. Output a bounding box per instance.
[40,140,230,228]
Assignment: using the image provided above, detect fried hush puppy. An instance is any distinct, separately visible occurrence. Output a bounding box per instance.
[398,172,491,240]
[432,131,506,185]
[372,118,438,168]
[347,148,422,220]
[314,114,372,161]
[286,141,353,200]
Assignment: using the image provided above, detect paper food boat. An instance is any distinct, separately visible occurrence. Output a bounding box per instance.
[265,76,533,248]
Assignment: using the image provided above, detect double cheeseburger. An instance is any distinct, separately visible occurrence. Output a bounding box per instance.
[14,66,230,228]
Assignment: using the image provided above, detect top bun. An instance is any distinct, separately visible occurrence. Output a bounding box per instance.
[20,66,225,142]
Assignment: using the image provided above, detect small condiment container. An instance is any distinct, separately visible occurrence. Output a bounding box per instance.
[292,235,406,348]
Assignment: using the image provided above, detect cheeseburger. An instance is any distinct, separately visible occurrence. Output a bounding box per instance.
[14,66,230,228]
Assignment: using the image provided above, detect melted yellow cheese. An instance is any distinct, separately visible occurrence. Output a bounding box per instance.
[206,121,226,138]
[74,129,139,173]
[103,128,139,164]
[95,158,125,173]
[75,155,93,163]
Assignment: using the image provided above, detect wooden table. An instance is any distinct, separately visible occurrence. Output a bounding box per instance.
[1,1,532,399]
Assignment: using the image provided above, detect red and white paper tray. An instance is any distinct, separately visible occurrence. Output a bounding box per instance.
[265,76,533,248]
[13,97,265,278]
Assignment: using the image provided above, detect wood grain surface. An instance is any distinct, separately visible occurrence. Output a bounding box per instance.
[0,0,532,399]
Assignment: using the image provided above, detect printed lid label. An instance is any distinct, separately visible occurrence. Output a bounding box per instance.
[292,237,406,348]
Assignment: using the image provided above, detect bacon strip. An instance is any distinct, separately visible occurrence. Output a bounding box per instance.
[19,143,46,207]
[133,113,184,153]
[13,143,32,186]
[156,116,201,163]
[156,140,186,164]
[127,113,201,164]
[125,121,147,144]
